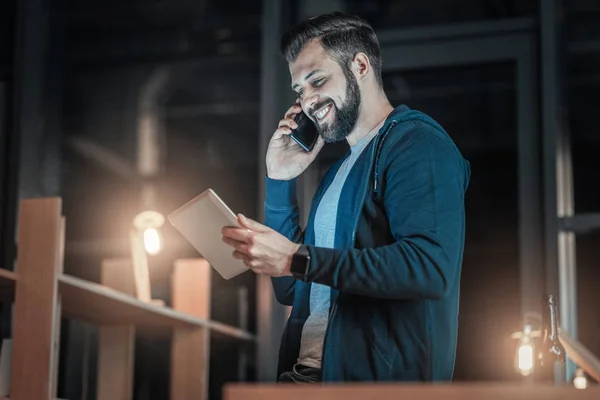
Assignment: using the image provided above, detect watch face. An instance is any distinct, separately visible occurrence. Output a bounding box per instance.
[291,246,310,280]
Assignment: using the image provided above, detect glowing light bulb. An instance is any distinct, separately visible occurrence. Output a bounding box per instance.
[133,210,165,256]
[517,343,534,375]
[515,324,534,376]
[573,368,587,389]
[143,227,162,255]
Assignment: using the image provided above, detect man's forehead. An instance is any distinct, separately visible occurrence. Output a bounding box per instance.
[290,43,332,85]
[293,39,326,64]
[290,61,323,80]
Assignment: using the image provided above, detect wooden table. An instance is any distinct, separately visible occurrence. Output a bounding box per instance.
[224,383,600,400]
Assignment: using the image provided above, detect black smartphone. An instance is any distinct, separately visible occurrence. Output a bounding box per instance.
[290,111,318,152]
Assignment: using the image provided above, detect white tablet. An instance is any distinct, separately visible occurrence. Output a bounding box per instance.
[167,188,249,280]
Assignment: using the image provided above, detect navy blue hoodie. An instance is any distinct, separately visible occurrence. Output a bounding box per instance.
[265,105,471,381]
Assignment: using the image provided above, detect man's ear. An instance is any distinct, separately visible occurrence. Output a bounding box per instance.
[352,52,371,81]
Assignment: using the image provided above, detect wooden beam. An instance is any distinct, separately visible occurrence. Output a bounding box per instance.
[560,330,600,383]
[51,217,66,397]
[129,229,152,303]
[170,259,211,400]
[97,258,137,400]
[10,198,62,400]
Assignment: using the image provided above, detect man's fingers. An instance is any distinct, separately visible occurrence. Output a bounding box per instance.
[233,251,262,271]
[272,127,292,140]
[222,235,250,254]
[222,226,252,242]
[284,104,302,119]
[237,214,271,233]
[233,250,254,269]
[278,118,298,129]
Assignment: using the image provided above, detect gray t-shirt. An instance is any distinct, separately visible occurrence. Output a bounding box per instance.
[297,120,384,369]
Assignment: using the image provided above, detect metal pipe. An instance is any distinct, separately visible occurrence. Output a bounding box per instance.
[256,0,289,383]
[540,0,577,380]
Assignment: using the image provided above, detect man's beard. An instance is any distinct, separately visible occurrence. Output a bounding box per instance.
[313,68,361,143]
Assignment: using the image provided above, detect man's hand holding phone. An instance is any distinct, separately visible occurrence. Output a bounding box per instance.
[266,101,325,181]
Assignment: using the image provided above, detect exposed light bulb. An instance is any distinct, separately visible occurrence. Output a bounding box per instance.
[517,343,534,375]
[515,324,535,376]
[133,210,165,256]
[573,368,587,389]
[143,227,162,255]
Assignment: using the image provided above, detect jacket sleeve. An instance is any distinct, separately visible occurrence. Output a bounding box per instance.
[303,127,470,299]
[264,176,303,306]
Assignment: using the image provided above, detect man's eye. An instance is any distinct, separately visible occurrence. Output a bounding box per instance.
[296,90,304,98]
[313,78,324,86]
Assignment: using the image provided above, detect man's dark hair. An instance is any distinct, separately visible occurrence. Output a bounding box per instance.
[280,12,384,88]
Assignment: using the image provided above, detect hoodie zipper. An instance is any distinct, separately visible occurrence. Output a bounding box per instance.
[372,120,398,196]
[320,120,397,373]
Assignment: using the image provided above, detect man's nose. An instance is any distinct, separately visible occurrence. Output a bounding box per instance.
[303,92,319,115]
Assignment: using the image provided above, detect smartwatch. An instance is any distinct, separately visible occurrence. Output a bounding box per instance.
[290,245,310,281]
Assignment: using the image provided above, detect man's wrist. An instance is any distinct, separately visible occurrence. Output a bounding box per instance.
[283,243,301,276]
[265,176,298,208]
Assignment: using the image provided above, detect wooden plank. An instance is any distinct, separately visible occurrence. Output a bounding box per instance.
[97,259,136,400]
[129,229,151,302]
[560,330,600,383]
[0,269,17,303]
[50,297,62,399]
[58,274,255,341]
[10,198,62,400]
[170,259,211,400]
[51,216,66,397]
[223,384,600,400]
[0,269,17,283]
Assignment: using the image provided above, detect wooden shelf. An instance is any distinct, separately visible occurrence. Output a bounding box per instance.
[59,274,256,342]
[9,198,240,399]
[0,266,256,343]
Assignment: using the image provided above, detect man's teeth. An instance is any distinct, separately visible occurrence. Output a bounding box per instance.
[316,105,331,120]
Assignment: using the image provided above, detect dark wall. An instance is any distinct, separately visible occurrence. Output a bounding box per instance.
[58,1,263,398]
[0,1,15,77]
[0,0,17,343]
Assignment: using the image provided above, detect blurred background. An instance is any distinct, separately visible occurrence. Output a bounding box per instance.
[0,0,599,399]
